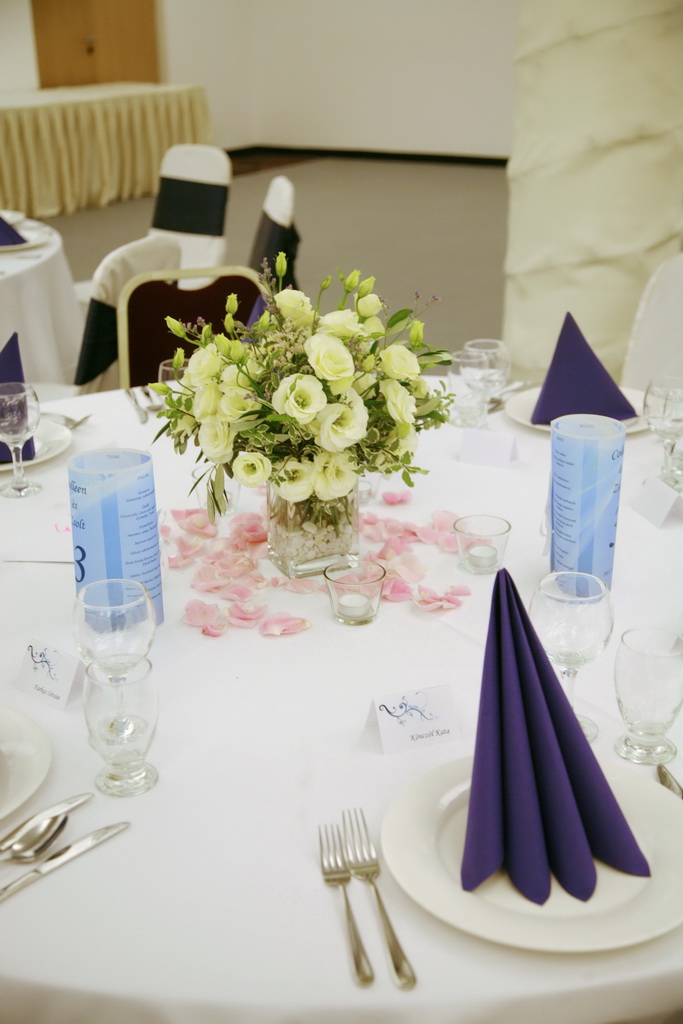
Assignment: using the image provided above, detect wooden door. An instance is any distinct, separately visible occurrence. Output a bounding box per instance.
[31,0,159,87]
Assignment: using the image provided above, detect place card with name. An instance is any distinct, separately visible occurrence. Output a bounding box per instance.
[631,477,683,529]
[14,639,83,711]
[459,427,519,468]
[368,684,457,754]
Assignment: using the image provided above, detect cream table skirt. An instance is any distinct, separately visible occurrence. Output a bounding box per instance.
[0,390,681,1024]
[0,82,212,218]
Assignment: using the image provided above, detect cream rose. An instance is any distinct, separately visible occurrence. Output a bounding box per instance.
[272,373,327,424]
[184,343,223,387]
[379,344,421,381]
[379,379,416,425]
[313,452,357,500]
[193,382,222,421]
[273,459,316,502]
[305,333,355,384]
[274,289,315,329]
[232,451,272,487]
[197,417,235,464]
[218,385,261,422]
[317,309,362,340]
[315,389,368,452]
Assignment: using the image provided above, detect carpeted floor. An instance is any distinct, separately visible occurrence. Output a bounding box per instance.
[45,151,509,355]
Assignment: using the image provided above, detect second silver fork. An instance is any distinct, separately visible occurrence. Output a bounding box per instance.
[343,808,416,990]
[318,823,374,986]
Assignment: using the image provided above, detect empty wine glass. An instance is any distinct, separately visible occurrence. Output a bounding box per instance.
[643,375,683,490]
[529,571,614,743]
[74,579,156,684]
[84,658,159,796]
[157,358,189,384]
[0,382,41,498]
[463,339,512,400]
[614,627,683,765]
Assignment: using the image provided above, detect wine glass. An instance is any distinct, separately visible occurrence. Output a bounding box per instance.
[0,382,41,498]
[529,571,614,743]
[614,627,683,765]
[643,375,683,490]
[74,579,156,684]
[463,339,512,400]
[447,352,487,428]
[157,358,189,384]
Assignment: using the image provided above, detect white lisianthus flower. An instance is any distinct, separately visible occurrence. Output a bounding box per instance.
[274,459,316,502]
[317,309,362,339]
[219,385,261,422]
[184,343,222,387]
[305,333,355,383]
[193,382,222,421]
[360,315,385,336]
[313,451,358,500]
[408,376,430,399]
[379,379,417,425]
[220,363,252,388]
[198,417,235,464]
[232,451,272,487]
[315,389,368,452]
[171,413,196,438]
[272,373,328,424]
[351,372,376,398]
[274,289,315,329]
[379,344,421,381]
[356,293,382,318]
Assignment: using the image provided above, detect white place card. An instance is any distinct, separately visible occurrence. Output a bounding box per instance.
[369,684,457,754]
[14,639,83,711]
[459,427,518,468]
[631,477,683,528]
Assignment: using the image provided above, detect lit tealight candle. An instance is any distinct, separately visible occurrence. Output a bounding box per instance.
[467,543,498,569]
[338,593,372,620]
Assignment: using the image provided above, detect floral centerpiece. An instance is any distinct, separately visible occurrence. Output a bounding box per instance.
[152,254,452,577]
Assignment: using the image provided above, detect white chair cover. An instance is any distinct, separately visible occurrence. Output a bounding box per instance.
[621,252,683,389]
[249,175,299,288]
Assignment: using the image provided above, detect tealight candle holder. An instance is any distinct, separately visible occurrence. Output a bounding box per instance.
[454,515,511,575]
[323,560,386,625]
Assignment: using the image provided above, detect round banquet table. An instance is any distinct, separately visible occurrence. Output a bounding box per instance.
[0,217,83,385]
[0,389,682,1024]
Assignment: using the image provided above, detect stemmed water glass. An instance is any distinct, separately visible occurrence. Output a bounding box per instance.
[0,382,41,498]
[74,579,158,796]
[614,627,683,765]
[643,375,683,490]
[529,571,614,743]
[459,339,511,426]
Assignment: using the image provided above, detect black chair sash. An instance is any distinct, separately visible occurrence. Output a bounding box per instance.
[249,214,300,290]
[152,178,228,236]
[74,298,118,385]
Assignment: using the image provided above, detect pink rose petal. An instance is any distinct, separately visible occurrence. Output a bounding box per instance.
[382,577,414,602]
[382,490,412,505]
[182,600,228,635]
[259,613,311,636]
[226,602,267,627]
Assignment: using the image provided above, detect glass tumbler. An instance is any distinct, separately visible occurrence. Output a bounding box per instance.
[323,560,386,625]
[614,627,683,765]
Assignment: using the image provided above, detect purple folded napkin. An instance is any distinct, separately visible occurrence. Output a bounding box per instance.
[531,313,636,424]
[0,216,26,246]
[461,568,649,905]
[0,333,35,463]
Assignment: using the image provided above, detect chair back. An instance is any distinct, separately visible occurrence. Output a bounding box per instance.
[116,265,262,388]
[74,236,182,389]
[149,144,232,273]
[621,252,683,388]
[248,175,300,289]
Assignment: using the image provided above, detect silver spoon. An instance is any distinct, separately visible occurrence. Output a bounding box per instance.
[0,814,68,863]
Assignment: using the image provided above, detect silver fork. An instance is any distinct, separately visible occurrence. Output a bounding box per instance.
[318,823,374,986]
[42,412,92,430]
[343,808,416,990]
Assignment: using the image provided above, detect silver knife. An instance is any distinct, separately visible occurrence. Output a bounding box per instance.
[657,764,683,799]
[0,793,93,853]
[125,388,148,423]
[0,822,130,903]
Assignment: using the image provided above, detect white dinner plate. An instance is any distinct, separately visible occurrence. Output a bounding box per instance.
[0,706,52,822]
[504,386,646,434]
[0,419,71,472]
[0,209,26,226]
[0,225,52,253]
[381,757,683,952]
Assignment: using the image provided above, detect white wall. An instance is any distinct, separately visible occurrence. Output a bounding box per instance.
[7,0,518,157]
[0,0,40,89]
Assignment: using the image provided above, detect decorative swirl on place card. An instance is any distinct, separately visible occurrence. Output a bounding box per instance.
[27,644,57,681]
[378,693,437,727]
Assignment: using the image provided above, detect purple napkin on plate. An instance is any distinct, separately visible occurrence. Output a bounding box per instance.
[0,333,35,463]
[460,568,650,905]
[531,313,637,425]
[0,216,26,246]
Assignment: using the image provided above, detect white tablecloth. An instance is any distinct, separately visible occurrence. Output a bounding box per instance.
[0,390,682,1024]
[0,219,83,384]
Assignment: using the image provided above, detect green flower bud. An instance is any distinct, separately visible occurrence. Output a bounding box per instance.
[214,332,231,356]
[320,275,332,291]
[229,339,244,361]
[362,354,376,372]
[148,381,170,395]
[275,252,288,279]
[256,311,271,331]
[225,293,239,316]
[165,316,187,338]
[200,323,213,345]
[344,269,361,292]
[172,347,186,369]
[223,313,234,333]
[357,275,375,298]
[409,319,424,345]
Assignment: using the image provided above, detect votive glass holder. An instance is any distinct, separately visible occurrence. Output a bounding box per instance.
[454,515,511,574]
[323,560,386,625]
[358,473,382,506]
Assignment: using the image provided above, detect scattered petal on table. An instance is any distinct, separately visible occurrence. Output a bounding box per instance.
[171,508,218,537]
[182,600,228,636]
[382,490,412,505]
[413,584,472,610]
[382,576,414,601]
[226,602,267,627]
[259,613,311,636]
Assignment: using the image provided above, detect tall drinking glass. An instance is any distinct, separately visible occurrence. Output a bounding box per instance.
[529,571,614,743]
[643,375,683,490]
[614,628,683,765]
[74,579,156,685]
[462,339,511,400]
[0,382,41,498]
